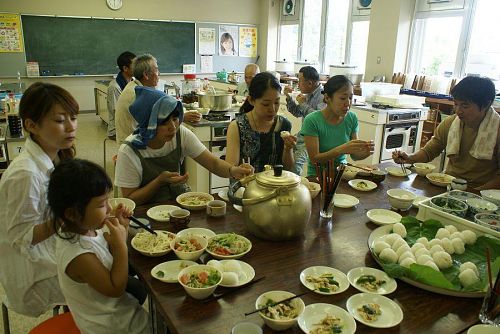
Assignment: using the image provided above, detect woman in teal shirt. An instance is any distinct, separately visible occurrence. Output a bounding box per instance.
[301,75,374,176]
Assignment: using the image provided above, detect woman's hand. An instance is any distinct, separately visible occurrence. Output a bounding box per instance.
[342,139,374,156]
[158,171,189,184]
[113,203,132,228]
[283,134,297,150]
[392,150,411,164]
[296,94,306,104]
[183,111,202,123]
[283,85,293,97]
[103,218,127,252]
[230,164,254,179]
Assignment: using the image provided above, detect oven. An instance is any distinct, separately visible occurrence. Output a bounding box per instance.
[380,121,418,161]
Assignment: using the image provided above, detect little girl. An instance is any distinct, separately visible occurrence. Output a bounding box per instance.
[48,158,151,334]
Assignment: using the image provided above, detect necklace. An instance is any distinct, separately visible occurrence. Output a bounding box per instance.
[250,111,274,133]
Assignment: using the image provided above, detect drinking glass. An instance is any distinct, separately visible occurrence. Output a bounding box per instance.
[479,287,500,326]
[320,190,334,219]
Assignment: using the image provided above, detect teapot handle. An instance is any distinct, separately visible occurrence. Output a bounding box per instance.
[228,180,243,206]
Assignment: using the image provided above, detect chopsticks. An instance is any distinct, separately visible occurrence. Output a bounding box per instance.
[128,216,157,235]
[203,276,265,303]
[245,289,314,316]
[345,162,372,172]
[315,161,346,212]
[394,149,408,177]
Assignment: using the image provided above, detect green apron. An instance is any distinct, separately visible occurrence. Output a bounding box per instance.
[126,130,190,203]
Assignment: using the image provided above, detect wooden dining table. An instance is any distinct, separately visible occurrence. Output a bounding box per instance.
[129,164,484,334]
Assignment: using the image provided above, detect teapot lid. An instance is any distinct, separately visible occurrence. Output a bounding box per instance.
[256,165,300,187]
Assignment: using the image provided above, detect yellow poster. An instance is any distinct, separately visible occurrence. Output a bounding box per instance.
[0,13,23,52]
[239,27,257,58]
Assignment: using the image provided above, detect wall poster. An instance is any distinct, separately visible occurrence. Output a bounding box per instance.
[0,13,23,52]
[239,26,257,57]
[219,25,238,56]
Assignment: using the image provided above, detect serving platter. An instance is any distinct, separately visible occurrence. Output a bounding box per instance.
[368,225,485,298]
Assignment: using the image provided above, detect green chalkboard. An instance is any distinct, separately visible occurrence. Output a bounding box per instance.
[22,15,195,75]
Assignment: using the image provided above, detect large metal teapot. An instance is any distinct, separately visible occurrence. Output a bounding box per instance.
[228,165,311,241]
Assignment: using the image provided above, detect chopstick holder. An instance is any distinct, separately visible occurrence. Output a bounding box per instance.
[129,216,157,235]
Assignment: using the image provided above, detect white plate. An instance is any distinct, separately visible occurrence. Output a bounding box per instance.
[151,260,197,283]
[297,303,356,334]
[177,227,216,240]
[219,260,255,287]
[176,192,214,210]
[233,204,243,212]
[467,324,500,334]
[146,205,181,222]
[426,172,455,187]
[346,293,403,328]
[368,225,485,298]
[346,267,397,295]
[386,166,411,177]
[413,195,430,208]
[333,194,359,208]
[206,233,252,260]
[366,209,402,226]
[348,179,377,192]
[299,266,350,295]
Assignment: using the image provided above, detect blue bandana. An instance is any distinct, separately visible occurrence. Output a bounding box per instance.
[129,86,183,149]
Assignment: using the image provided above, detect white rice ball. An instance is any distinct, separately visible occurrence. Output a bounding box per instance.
[411,242,426,253]
[461,230,477,245]
[392,223,407,238]
[392,238,408,252]
[373,241,391,255]
[380,248,398,263]
[398,251,415,264]
[451,238,465,255]
[429,245,445,255]
[432,251,453,269]
[221,272,239,285]
[238,271,248,283]
[207,260,224,273]
[396,244,411,258]
[450,232,464,241]
[429,238,443,248]
[384,233,402,246]
[441,238,455,255]
[223,260,242,273]
[445,225,458,234]
[400,257,416,268]
[416,237,429,249]
[459,268,479,287]
[435,228,451,240]
[414,248,430,258]
[460,262,479,276]
[424,260,440,272]
[417,254,433,265]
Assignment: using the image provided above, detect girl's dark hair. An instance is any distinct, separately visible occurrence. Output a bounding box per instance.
[48,159,112,238]
[20,82,79,160]
[323,75,353,98]
[239,72,282,113]
[450,76,496,111]
[220,32,235,54]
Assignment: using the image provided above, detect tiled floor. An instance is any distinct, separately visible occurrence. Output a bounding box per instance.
[0,113,118,333]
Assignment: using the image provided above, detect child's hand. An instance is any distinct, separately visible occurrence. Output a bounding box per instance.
[114,203,132,228]
[103,218,127,252]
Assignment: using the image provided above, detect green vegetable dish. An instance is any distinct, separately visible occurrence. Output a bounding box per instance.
[305,273,340,293]
[260,298,299,320]
[207,233,250,256]
[372,216,500,294]
[357,303,381,322]
[310,314,343,334]
[355,274,386,292]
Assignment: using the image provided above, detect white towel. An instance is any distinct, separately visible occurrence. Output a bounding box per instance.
[446,107,500,160]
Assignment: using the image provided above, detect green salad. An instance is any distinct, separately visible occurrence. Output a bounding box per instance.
[373,216,500,292]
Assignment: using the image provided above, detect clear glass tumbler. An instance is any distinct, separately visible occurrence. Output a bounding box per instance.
[320,190,334,219]
[479,287,500,326]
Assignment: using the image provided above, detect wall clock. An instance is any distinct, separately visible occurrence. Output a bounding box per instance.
[106,0,123,11]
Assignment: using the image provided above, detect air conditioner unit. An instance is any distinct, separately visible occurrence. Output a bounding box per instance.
[283,0,296,16]
[357,0,372,10]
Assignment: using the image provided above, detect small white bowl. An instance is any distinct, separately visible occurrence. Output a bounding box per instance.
[255,290,305,331]
[178,264,222,300]
[341,166,359,180]
[109,197,136,212]
[307,182,321,199]
[480,189,500,207]
[467,198,498,216]
[386,189,416,211]
[413,163,436,176]
[176,192,214,210]
[131,230,176,257]
[206,233,252,260]
[474,213,500,232]
[426,173,455,187]
[170,235,208,261]
[366,209,402,226]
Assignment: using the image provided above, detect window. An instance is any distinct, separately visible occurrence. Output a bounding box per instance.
[301,0,323,64]
[278,24,299,62]
[323,0,350,72]
[348,20,370,74]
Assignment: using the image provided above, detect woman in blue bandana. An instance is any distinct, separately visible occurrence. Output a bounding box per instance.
[115,86,253,205]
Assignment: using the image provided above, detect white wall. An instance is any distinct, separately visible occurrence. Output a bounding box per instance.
[0,0,264,111]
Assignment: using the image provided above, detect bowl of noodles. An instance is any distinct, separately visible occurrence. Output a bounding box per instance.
[131,230,177,257]
[256,290,305,331]
[176,192,215,210]
[426,173,455,187]
[206,233,252,260]
[178,264,223,300]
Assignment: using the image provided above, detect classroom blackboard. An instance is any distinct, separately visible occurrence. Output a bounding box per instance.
[21,15,195,75]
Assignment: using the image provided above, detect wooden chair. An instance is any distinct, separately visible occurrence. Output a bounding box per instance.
[29,312,80,334]
[448,78,457,94]
[391,72,406,85]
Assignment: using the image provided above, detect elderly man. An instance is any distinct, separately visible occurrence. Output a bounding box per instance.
[236,63,260,97]
[115,54,201,143]
[284,66,326,175]
[106,51,135,140]
[394,76,500,190]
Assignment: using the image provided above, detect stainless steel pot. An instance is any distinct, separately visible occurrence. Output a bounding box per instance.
[228,165,312,241]
[198,92,232,111]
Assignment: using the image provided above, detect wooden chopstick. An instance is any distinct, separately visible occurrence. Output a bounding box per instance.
[345,162,372,172]
[245,290,314,316]
[203,276,265,303]
[129,216,157,235]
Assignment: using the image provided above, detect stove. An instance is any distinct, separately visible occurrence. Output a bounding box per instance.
[202,114,231,122]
